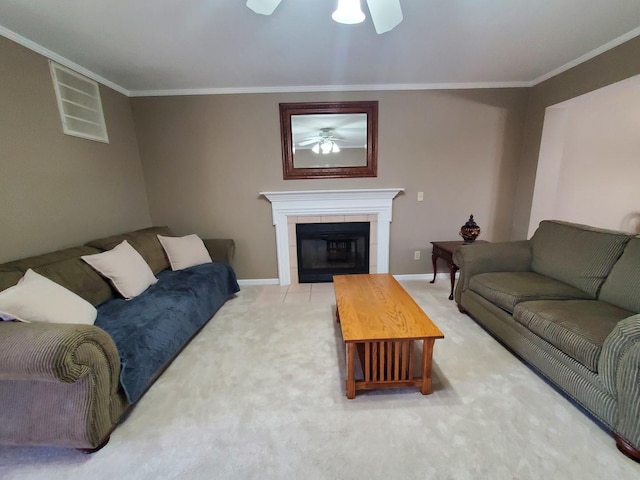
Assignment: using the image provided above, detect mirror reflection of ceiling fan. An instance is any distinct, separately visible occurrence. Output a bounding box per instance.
[299,128,349,154]
[299,128,344,147]
[246,0,403,34]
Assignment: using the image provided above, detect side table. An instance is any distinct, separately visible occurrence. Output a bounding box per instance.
[430,240,488,300]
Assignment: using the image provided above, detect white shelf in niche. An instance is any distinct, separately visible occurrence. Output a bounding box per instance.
[260,188,404,285]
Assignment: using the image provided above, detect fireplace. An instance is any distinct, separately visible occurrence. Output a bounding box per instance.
[296,222,370,283]
[260,188,404,285]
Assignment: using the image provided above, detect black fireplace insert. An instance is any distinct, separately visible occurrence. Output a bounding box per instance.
[296,222,370,283]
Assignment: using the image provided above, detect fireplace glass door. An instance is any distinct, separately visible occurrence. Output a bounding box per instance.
[296,222,370,283]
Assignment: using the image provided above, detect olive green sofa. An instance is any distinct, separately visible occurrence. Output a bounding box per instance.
[0,227,236,451]
[454,220,640,461]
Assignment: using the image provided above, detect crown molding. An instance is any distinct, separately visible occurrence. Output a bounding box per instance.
[530,26,640,86]
[0,25,130,96]
[127,81,531,97]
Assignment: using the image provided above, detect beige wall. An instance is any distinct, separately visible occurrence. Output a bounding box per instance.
[512,35,640,239]
[0,37,152,263]
[5,30,639,277]
[132,89,528,280]
[529,77,640,235]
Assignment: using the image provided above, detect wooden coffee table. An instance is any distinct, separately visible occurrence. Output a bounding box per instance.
[334,274,444,399]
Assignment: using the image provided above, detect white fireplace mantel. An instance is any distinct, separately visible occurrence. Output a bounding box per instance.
[260,188,404,285]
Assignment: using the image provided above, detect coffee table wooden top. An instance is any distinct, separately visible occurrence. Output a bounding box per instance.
[334,274,444,342]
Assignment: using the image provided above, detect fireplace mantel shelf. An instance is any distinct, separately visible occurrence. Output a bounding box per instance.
[261,188,404,285]
[261,188,404,203]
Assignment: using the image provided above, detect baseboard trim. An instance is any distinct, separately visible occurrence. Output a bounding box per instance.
[237,278,280,286]
[394,273,458,281]
[237,274,455,286]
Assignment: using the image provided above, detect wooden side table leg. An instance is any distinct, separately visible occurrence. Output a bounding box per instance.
[420,338,435,395]
[346,342,356,399]
[430,251,438,283]
[448,264,458,300]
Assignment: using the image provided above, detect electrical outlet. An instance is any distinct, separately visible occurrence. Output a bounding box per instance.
[414,250,421,260]
[417,191,424,202]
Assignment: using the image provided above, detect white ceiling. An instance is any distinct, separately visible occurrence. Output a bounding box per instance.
[1,1,640,97]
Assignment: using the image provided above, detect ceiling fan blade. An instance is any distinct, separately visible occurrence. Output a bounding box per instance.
[246,0,282,16]
[366,0,403,34]
[298,138,320,146]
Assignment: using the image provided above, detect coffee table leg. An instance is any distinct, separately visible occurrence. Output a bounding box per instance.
[346,342,356,399]
[420,339,435,395]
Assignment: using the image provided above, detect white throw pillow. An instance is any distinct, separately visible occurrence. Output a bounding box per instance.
[157,234,212,271]
[81,240,158,300]
[0,269,97,324]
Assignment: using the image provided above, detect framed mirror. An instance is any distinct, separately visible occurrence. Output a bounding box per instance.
[279,101,378,180]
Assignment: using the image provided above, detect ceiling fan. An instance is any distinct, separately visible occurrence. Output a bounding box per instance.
[246,0,403,34]
[298,128,345,147]
[297,128,351,154]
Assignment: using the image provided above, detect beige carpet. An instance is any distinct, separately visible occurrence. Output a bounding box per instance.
[1,280,638,479]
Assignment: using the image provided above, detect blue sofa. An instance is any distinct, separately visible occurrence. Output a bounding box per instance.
[0,227,239,450]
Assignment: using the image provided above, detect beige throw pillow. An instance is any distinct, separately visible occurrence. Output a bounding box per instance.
[81,240,158,300]
[0,269,97,324]
[157,234,212,271]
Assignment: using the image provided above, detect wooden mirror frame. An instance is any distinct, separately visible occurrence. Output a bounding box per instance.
[279,101,378,180]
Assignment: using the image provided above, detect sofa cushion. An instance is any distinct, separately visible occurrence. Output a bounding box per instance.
[82,241,158,300]
[85,226,173,275]
[157,234,212,271]
[598,236,640,313]
[0,270,26,293]
[469,271,592,313]
[0,246,113,306]
[513,300,633,372]
[530,220,631,297]
[0,269,97,324]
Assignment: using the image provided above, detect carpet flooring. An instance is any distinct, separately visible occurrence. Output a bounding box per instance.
[1,279,638,479]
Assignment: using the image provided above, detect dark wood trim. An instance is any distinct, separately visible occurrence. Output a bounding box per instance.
[77,435,110,454]
[614,433,640,463]
[279,101,378,180]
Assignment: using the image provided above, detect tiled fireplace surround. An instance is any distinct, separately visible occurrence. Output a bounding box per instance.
[286,214,378,284]
[261,189,404,285]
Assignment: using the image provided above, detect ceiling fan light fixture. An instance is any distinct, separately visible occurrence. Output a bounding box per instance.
[312,143,321,154]
[331,142,340,153]
[320,141,333,154]
[332,0,366,25]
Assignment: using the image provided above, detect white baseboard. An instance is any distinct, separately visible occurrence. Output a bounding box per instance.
[237,273,456,286]
[393,274,431,281]
[237,278,280,286]
[393,273,458,281]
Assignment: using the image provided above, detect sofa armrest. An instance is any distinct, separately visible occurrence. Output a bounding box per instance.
[615,342,640,452]
[453,240,532,303]
[599,315,640,453]
[203,238,235,265]
[599,314,640,396]
[0,322,120,387]
[0,321,123,448]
